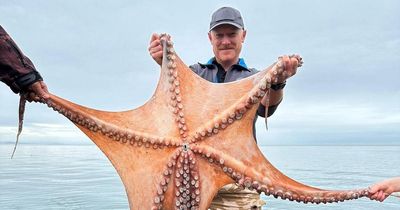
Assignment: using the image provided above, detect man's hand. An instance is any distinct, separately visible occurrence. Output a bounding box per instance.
[261,54,303,108]
[148,33,163,66]
[25,81,49,102]
[273,54,303,84]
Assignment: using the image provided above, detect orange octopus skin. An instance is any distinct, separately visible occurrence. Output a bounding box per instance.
[31,34,368,210]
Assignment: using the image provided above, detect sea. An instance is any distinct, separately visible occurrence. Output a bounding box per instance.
[0,145,399,210]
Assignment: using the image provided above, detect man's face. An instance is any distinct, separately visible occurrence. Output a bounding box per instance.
[208,25,246,65]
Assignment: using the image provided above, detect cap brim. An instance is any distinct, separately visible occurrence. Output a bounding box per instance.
[209,21,243,31]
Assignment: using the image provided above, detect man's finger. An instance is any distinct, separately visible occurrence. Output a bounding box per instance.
[152,51,163,58]
[282,55,292,72]
[149,39,161,50]
[290,57,299,72]
[152,51,163,65]
[150,33,160,44]
[149,45,163,54]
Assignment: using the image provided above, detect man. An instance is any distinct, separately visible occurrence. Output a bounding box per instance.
[0,25,49,100]
[148,7,300,209]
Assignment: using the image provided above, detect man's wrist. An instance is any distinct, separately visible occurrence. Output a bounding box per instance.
[271,81,286,91]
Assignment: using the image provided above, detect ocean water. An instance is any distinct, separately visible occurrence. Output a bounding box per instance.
[0,145,399,210]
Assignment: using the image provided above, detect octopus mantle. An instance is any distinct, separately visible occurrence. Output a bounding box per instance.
[34,35,368,209]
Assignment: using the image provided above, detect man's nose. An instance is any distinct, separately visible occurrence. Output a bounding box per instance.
[221,36,231,45]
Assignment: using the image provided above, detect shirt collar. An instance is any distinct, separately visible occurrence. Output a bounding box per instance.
[199,57,250,72]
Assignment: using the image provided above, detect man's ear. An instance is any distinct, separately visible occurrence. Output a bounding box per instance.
[242,30,247,43]
[208,32,212,43]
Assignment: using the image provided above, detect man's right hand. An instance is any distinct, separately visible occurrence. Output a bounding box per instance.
[148,33,163,66]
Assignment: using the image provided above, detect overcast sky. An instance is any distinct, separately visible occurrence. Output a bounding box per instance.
[0,0,399,146]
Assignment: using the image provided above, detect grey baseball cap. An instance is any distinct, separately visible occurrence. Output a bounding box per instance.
[209,7,244,31]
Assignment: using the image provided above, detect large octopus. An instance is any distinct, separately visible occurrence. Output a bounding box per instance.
[28,34,369,209]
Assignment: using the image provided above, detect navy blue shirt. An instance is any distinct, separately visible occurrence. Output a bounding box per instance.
[190,57,258,83]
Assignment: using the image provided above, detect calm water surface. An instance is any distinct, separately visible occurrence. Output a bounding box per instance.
[0,145,399,210]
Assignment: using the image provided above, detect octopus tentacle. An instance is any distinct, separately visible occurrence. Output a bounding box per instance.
[188,69,274,143]
[152,149,182,210]
[32,95,181,148]
[191,144,369,204]
[172,149,201,209]
[11,95,27,159]
[161,34,190,142]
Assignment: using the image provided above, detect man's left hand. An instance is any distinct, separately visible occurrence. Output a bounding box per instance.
[274,54,303,84]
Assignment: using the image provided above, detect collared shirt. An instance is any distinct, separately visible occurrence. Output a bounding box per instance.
[190,57,258,83]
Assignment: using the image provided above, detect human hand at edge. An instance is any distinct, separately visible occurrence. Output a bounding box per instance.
[369,177,400,202]
[25,81,49,102]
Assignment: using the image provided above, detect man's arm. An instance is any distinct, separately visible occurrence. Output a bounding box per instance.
[0,25,49,99]
[258,55,302,117]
